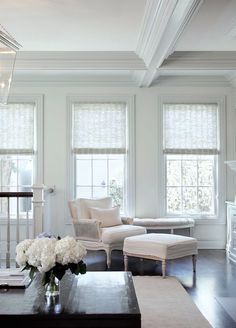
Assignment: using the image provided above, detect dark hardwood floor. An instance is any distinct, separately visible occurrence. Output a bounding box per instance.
[85,249,236,328]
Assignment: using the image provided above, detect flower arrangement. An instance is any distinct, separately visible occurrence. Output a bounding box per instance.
[15,234,87,293]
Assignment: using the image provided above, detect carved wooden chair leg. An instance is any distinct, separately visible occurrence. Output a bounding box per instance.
[162,260,166,278]
[192,254,197,272]
[105,248,112,269]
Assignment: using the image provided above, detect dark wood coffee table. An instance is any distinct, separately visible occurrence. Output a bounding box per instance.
[0,271,141,328]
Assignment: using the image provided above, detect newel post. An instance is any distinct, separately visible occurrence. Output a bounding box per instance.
[32,184,45,236]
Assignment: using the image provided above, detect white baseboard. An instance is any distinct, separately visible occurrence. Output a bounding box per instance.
[197,240,226,249]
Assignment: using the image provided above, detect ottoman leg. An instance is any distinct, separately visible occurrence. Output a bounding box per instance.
[162,260,166,278]
[124,254,128,271]
[192,255,197,272]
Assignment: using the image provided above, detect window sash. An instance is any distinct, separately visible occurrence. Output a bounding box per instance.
[75,154,126,212]
[164,154,217,217]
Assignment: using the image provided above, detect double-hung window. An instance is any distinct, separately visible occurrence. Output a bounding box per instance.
[163,103,220,218]
[0,101,40,218]
[71,100,134,215]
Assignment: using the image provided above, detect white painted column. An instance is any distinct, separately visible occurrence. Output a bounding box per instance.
[32,184,45,237]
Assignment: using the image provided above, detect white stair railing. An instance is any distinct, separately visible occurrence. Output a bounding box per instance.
[0,185,54,268]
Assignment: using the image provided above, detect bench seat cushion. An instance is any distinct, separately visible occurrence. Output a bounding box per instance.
[123,233,198,260]
[132,217,194,228]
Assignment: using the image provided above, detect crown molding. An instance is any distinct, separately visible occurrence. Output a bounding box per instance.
[15,51,146,71]
[136,0,203,87]
[161,51,236,70]
[11,73,139,87]
[226,72,236,88]
[154,75,232,87]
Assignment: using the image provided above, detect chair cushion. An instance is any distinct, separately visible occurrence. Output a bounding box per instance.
[133,217,194,227]
[89,206,122,228]
[101,225,146,244]
[123,233,198,260]
[78,197,112,219]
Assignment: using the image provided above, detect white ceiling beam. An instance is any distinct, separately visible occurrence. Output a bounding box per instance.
[136,0,203,87]
[160,51,236,70]
[15,51,146,71]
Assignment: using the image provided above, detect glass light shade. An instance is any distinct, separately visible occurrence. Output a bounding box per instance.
[0,28,21,105]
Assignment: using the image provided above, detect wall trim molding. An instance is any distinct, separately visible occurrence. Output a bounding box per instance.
[197,240,226,249]
[12,75,139,87]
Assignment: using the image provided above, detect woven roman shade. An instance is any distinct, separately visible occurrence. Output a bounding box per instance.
[0,103,35,154]
[72,102,127,154]
[163,103,219,155]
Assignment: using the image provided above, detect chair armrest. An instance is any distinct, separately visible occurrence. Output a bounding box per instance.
[121,217,134,225]
[73,219,102,241]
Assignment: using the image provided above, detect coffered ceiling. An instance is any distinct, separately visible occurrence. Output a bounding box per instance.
[1,0,236,86]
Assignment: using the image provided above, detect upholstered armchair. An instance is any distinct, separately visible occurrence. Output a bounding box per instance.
[68,197,146,268]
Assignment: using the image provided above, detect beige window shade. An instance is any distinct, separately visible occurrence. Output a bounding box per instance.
[0,103,35,154]
[72,102,127,154]
[163,103,219,155]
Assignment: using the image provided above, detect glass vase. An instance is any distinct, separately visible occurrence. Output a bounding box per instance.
[45,274,60,297]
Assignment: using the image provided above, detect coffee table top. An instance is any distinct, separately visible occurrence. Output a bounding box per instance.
[0,271,140,317]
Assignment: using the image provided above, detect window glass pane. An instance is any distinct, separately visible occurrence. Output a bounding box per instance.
[75,154,125,212]
[18,158,33,187]
[76,187,92,199]
[93,160,107,186]
[78,155,91,160]
[182,187,197,213]
[92,154,107,160]
[76,159,91,186]
[1,158,17,187]
[198,187,214,214]
[167,187,182,213]
[182,160,197,186]
[198,160,214,186]
[109,181,124,208]
[93,187,107,198]
[166,160,181,186]
[109,159,124,185]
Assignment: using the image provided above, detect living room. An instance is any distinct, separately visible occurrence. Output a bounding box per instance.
[0,0,236,327]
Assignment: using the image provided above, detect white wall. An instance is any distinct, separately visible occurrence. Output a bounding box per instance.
[11,82,236,249]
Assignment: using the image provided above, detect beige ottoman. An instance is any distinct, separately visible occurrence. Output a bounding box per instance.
[123,233,198,278]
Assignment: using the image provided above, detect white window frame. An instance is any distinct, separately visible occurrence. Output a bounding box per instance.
[158,95,226,224]
[66,94,135,218]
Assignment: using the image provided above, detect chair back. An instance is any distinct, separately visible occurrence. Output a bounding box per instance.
[68,197,112,222]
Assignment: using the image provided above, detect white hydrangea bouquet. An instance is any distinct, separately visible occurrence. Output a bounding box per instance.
[16,234,87,296]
